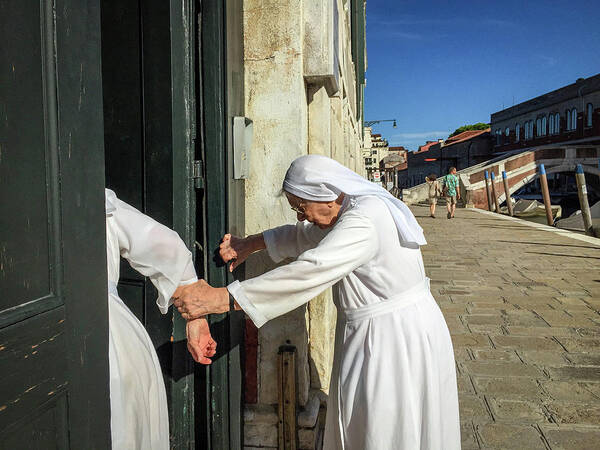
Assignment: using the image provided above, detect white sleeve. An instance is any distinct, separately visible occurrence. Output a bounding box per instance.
[228,211,378,328]
[111,194,198,314]
[262,221,329,263]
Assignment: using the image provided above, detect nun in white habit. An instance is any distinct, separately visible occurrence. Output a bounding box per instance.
[173,155,461,449]
[105,189,216,449]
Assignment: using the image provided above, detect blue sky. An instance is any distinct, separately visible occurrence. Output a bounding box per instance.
[364,0,600,150]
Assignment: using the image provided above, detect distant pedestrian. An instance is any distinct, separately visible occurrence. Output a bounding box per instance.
[425,174,441,218]
[443,167,460,219]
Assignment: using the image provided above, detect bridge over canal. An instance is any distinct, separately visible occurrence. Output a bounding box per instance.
[403,143,600,211]
[411,204,600,449]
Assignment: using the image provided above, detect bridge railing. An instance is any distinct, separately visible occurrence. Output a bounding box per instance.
[402,144,600,209]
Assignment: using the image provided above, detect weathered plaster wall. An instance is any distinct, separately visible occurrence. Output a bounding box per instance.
[242,1,365,447]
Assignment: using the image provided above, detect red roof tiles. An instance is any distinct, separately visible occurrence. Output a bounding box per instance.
[416,141,439,153]
[444,128,490,147]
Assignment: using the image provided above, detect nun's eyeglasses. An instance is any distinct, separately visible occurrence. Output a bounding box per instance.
[290,203,306,215]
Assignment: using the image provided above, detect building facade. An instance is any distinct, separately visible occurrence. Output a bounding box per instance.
[364,132,389,182]
[361,126,373,177]
[491,74,600,154]
[379,146,407,189]
[242,1,367,448]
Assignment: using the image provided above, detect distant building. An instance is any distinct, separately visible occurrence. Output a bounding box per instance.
[380,153,404,189]
[491,74,600,154]
[388,146,408,160]
[364,132,389,182]
[398,130,493,188]
[417,140,442,153]
[379,146,407,189]
[362,127,373,177]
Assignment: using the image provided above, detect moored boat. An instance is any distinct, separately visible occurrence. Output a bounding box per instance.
[500,199,562,224]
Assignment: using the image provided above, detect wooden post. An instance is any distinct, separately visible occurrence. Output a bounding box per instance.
[490,172,500,213]
[502,171,514,216]
[484,170,493,211]
[539,164,554,226]
[575,164,593,235]
[278,346,297,450]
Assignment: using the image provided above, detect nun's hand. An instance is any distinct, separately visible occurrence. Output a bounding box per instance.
[219,233,264,272]
[186,317,217,364]
[174,279,230,319]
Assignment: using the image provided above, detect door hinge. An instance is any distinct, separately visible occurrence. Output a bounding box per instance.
[192,160,205,189]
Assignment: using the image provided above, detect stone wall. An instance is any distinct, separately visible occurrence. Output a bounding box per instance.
[242,1,366,448]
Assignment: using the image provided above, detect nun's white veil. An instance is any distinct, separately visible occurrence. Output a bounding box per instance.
[283,154,426,246]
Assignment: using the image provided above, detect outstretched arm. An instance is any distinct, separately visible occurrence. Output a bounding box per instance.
[220,221,329,271]
[108,190,197,313]
[176,211,378,326]
[173,280,240,320]
[219,233,265,272]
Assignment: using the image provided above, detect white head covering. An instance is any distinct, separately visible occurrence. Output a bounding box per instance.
[283,154,426,246]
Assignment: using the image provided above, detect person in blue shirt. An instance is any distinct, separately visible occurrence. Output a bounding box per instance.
[444,167,460,219]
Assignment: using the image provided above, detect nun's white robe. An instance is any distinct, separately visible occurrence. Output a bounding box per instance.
[105,189,197,449]
[229,195,460,450]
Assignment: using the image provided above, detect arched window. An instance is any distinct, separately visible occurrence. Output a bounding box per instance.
[549,115,554,135]
[536,118,541,136]
[515,123,520,142]
[529,120,534,139]
[505,127,510,137]
[571,108,577,130]
[530,120,534,139]
[541,116,547,136]
[566,109,571,130]
[554,113,560,133]
[586,103,593,127]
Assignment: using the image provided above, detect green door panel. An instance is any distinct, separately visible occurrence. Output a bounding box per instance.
[0,0,111,447]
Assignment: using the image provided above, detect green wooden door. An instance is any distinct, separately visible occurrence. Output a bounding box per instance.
[101,0,196,447]
[198,1,245,448]
[0,0,111,448]
[101,1,245,448]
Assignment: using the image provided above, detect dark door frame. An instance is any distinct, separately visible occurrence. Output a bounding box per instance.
[170,0,197,446]
[196,1,245,448]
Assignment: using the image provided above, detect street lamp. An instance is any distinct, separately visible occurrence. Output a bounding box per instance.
[365,119,397,128]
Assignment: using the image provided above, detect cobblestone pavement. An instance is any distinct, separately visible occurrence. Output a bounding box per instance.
[412,205,600,450]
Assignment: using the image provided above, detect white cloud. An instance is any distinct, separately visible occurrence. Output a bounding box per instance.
[538,55,557,67]
[387,30,423,40]
[391,131,450,140]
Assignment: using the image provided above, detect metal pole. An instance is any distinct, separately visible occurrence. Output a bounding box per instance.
[502,171,514,216]
[539,164,554,226]
[484,170,493,211]
[490,172,500,213]
[575,164,593,235]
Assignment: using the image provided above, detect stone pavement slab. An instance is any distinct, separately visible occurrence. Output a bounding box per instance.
[412,205,600,449]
